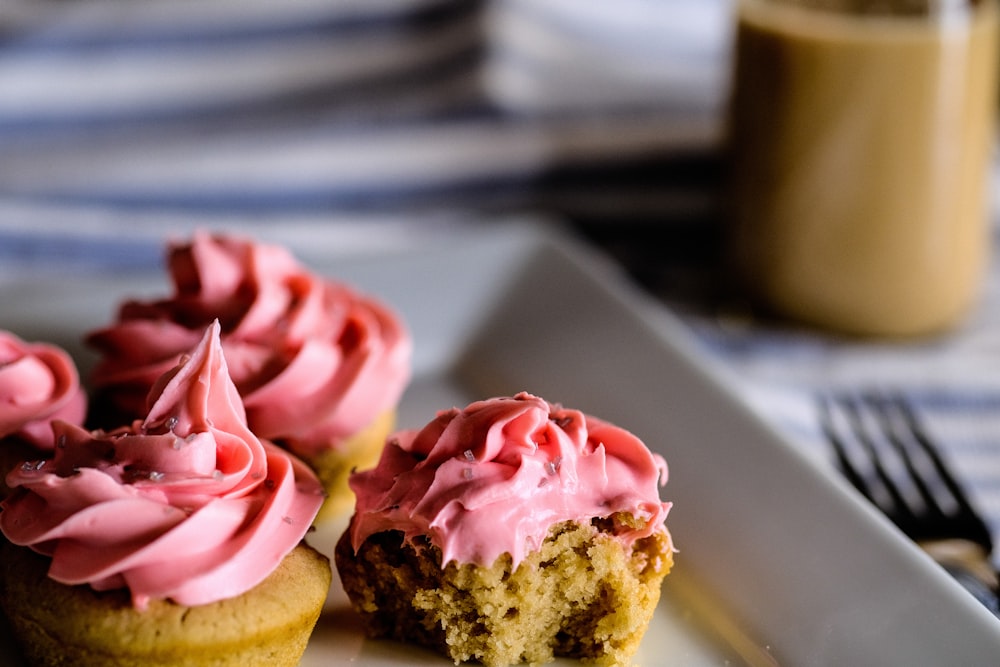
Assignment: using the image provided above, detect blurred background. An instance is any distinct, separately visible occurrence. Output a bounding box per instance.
[0,0,729,261]
[4,0,1000,572]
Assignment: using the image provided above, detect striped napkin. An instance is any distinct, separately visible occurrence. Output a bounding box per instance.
[674,253,1000,569]
[0,0,731,220]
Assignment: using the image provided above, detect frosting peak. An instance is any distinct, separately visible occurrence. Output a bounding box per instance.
[0,331,86,449]
[348,392,672,568]
[1,321,324,609]
[86,231,411,459]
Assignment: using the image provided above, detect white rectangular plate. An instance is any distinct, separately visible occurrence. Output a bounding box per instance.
[2,223,1000,665]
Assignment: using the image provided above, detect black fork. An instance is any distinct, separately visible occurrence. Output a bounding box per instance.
[818,391,999,615]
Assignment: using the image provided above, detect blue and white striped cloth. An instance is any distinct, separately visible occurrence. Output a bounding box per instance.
[0,0,731,218]
[4,0,1000,567]
[682,259,1000,565]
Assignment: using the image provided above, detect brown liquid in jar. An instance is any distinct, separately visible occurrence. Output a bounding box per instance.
[726,0,999,337]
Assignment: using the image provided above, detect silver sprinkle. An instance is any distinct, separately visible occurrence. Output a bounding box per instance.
[554,416,573,429]
[545,457,562,476]
[165,416,179,431]
[462,467,474,480]
[148,471,165,482]
[463,449,475,462]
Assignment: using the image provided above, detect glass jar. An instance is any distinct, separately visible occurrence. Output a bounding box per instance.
[725,0,1000,337]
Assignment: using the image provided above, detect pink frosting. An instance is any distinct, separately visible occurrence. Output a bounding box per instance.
[86,231,412,459]
[0,331,86,450]
[1,321,324,610]
[348,392,672,568]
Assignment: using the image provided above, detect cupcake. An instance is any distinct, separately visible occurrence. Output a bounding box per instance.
[0,330,87,498]
[0,321,330,666]
[86,231,412,518]
[335,392,674,667]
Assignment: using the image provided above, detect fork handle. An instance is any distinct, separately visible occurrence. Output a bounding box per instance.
[919,539,1000,616]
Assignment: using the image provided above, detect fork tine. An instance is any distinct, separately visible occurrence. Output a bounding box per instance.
[819,393,916,525]
[818,394,865,490]
[818,394,875,497]
[821,390,1000,614]
[878,392,994,552]
[861,392,946,522]
[820,390,993,552]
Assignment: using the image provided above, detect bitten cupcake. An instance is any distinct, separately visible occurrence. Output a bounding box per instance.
[86,231,412,518]
[0,321,330,667]
[0,330,87,498]
[335,392,674,667]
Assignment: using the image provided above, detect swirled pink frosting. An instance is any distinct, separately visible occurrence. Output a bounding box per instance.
[348,392,672,568]
[0,331,86,450]
[86,231,412,459]
[1,321,324,610]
